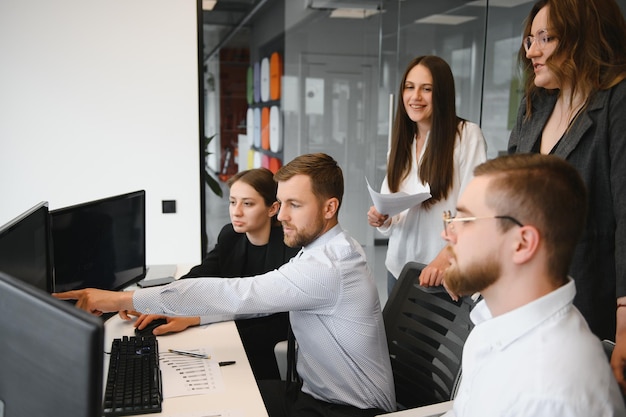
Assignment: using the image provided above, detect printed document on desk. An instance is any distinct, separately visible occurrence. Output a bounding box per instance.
[160,348,225,398]
[366,178,431,217]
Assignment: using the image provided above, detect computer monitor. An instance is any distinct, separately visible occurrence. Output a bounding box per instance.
[0,201,53,292]
[0,271,104,417]
[50,190,146,292]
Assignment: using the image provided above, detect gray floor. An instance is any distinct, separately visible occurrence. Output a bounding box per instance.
[204,185,389,307]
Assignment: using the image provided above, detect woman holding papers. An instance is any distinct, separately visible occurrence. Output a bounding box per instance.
[131,168,300,380]
[367,55,486,295]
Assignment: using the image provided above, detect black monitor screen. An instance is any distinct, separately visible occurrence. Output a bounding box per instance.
[51,190,146,292]
[0,271,104,417]
[0,202,53,292]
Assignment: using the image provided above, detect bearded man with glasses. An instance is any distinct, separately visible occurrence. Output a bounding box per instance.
[438,153,625,417]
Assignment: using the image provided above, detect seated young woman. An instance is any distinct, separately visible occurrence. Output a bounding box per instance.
[130,168,300,380]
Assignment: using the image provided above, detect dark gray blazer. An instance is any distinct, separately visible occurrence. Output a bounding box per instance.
[508,79,626,340]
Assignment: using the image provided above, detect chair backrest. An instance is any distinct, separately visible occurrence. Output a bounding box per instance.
[383,262,474,409]
[603,339,616,361]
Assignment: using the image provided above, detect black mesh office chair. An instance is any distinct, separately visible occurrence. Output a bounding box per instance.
[383,262,474,410]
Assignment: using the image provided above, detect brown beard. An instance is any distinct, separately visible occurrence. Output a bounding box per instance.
[282,214,325,248]
[444,246,501,296]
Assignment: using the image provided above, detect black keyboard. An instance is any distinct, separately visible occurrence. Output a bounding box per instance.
[103,335,163,416]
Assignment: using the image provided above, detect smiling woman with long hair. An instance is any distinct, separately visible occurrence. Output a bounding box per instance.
[367,55,487,295]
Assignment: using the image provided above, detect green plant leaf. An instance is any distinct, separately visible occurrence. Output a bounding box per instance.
[203,134,223,198]
[204,171,223,197]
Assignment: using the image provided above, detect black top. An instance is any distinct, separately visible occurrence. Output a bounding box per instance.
[244,241,268,276]
[182,223,300,279]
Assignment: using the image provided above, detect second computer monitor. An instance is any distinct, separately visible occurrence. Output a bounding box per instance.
[0,201,53,292]
[51,190,146,292]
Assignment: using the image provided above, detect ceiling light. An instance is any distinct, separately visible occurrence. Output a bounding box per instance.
[467,0,533,7]
[309,0,381,9]
[329,8,381,19]
[202,0,217,10]
[415,14,477,25]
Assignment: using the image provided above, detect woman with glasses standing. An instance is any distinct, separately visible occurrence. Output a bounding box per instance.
[367,55,487,295]
[508,0,626,390]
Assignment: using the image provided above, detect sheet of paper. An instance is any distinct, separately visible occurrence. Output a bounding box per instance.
[366,177,431,217]
[159,348,225,398]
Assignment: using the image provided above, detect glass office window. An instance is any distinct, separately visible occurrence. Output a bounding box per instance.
[202,0,626,249]
[481,0,542,158]
[282,1,383,246]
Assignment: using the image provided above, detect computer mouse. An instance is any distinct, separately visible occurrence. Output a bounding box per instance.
[134,318,168,337]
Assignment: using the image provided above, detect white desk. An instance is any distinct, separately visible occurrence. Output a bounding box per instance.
[103,264,269,417]
[375,401,453,417]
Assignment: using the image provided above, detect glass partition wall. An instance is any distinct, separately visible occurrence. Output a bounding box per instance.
[203,0,626,253]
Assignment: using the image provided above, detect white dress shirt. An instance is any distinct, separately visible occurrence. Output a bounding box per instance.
[378,121,486,279]
[444,279,626,417]
[133,224,396,412]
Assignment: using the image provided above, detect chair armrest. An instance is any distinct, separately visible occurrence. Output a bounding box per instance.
[274,340,288,381]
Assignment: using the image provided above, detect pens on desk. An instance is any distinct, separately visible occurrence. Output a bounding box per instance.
[168,349,210,359]
[218,360,236,367]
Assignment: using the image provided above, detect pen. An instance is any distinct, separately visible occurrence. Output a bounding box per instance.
[218,360,236,367]
[168,349,210,359]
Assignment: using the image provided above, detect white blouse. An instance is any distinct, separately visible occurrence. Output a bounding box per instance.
[378,121,487,279]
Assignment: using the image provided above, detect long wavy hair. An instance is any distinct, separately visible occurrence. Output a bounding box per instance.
[387,55,465,210]
[519,0,626,119]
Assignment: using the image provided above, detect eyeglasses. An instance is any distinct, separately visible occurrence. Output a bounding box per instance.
[442,210,524,238]
[523,29,557,52]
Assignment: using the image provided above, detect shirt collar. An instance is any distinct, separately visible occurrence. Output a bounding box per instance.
[301,223,343,253]
[470,277,576,350]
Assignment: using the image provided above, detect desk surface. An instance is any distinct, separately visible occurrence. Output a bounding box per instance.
[104,264,269,417]
[376,401,452,417]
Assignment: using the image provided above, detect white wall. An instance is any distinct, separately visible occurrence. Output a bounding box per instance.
[0,0,202,265]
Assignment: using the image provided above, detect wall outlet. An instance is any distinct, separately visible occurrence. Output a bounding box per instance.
[162,200,176,213]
